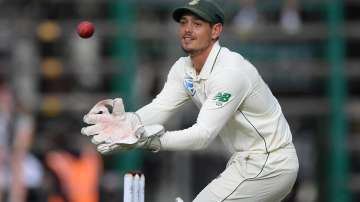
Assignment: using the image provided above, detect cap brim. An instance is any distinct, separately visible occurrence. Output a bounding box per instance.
[172,7,212,23]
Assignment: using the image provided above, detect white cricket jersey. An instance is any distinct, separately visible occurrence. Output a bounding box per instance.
[136,42,293,153]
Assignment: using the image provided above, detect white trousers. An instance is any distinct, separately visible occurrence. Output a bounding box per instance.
[193,144,299,202]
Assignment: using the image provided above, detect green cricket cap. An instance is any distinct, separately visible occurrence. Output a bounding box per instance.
[173,0,225,24]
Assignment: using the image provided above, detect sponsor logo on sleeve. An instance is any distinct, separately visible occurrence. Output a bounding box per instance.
[213,92,232,106]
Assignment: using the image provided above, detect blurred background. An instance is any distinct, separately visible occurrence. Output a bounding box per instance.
[0,0,358,202]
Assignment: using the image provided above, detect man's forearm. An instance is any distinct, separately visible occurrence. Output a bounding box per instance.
[160,123,214,151]
[136,102,177,126]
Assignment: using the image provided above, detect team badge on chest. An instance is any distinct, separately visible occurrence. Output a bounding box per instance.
[184,77,196,96]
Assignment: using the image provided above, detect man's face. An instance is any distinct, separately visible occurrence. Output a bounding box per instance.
[178,14,222,55]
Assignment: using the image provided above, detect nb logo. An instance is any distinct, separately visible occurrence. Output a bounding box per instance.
[213,92,231,102]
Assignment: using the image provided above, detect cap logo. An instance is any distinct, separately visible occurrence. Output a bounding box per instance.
[189,0,200,6]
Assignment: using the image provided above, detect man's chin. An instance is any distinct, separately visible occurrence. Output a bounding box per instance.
[181,46,195,54]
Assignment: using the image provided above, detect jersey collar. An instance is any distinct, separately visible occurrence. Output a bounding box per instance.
[185,41,221,81]
[198,41,221,80]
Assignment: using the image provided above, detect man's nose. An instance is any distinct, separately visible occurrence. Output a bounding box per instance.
[184,23,193,33]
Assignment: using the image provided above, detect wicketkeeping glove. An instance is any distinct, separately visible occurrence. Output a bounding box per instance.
[81,98,164,154]
[96,124,164,154]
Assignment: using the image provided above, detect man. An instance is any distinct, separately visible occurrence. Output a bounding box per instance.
[81,0,299,201]
[0,76,38,202]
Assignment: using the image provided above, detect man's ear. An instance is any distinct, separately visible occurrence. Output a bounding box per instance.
[211,23,223,40]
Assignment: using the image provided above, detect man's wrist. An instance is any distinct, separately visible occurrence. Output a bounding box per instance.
[136,124,165,152]
[137,136,162,152]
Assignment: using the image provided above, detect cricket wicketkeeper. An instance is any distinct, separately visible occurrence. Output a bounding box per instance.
[81,0,299,201]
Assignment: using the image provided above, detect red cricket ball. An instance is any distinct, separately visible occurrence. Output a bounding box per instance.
[77,21,95,38]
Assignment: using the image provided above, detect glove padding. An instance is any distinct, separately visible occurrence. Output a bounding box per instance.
[81,98,164,154]
[82,98,141,146]
[97,124,164,154]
